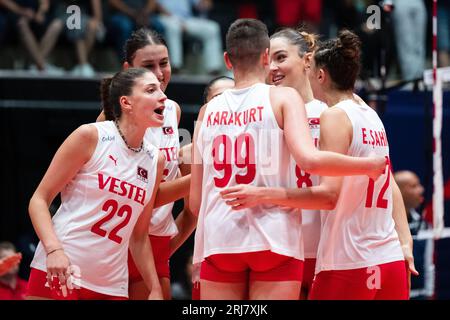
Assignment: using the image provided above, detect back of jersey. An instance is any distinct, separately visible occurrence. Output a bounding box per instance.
[193,83,302,264]
[316,100,404,274]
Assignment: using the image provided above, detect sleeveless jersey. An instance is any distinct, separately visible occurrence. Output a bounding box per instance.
[290,99,327,259]
[145,99,180,237]
[31,121,159,297]
[193,83,303,265]
[315,100,404,274]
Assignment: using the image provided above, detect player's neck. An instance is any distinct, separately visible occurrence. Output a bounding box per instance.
[295,79,314,104]
[324,89,354,107]
[115,118,146,150]
[232,68,266,89]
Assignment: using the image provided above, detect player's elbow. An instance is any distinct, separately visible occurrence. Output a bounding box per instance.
[298,153,321,174]
[28,195,37,219]
[189,198,200,217]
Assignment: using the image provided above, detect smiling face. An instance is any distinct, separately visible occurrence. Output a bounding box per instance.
[125,72,167,128]
[129,44,171,92]
[269,37,307,88]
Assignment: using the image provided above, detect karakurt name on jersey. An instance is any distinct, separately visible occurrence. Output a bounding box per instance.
[206,106,264,127]
[98,173,146,205]
[362,128,388,148]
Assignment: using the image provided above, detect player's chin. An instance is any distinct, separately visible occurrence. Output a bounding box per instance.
[149,114,164,127]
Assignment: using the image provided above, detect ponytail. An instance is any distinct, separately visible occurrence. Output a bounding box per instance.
[100,77,115,121]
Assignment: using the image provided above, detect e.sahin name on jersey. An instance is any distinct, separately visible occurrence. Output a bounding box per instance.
[206,106,265,127]
[98,173,146,205]
[361,128,388,147]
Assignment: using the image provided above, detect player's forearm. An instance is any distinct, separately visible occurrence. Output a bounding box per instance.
[28,196,62,253]
[169,207,197,256]
[303,149,381,177]
[154,174,190,208]
[392,179,413,249]
[129,233,161,293]
[261,186,338,210]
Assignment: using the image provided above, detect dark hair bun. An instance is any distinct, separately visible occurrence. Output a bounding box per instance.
[337,30,361,61]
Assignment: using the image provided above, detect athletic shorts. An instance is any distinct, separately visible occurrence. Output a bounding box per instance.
[301,258,316,296]
[192,281,200,300]
[200,250,303,283]
[26,268,127,300]
[128,235,171,282]
[309,260,409,300]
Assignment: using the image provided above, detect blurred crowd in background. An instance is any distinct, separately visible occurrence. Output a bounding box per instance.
[0,0,449,82]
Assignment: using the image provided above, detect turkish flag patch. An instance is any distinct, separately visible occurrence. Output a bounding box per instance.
[137,166,148,183]
[308,118,320,126]
[162,126,174,135]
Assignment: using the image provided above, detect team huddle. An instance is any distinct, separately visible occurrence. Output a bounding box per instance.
[25,18,416,300]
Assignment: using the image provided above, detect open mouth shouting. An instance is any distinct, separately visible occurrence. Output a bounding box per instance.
[154,105,165,121]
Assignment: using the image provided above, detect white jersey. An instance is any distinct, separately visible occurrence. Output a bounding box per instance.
[31,121,159,298]
[145,99,180,237]
[193,83,303,265]
[315,100,404,274]
[290,99,327,259]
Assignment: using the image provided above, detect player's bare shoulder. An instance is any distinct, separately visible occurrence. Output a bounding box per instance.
[270,86,303,109]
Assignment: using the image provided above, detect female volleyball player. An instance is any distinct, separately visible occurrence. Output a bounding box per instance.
[268,27,326,299]
[97,28,196,300]
[27,68,166,300]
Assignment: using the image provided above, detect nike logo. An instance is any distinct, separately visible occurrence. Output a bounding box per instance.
[109,155,118,166]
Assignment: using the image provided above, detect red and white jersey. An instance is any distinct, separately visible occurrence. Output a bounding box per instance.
[193,83,302,265]
[315,100,404,274]
[31,121,159,298]
[290,99,327,259]
[145,99,180,237]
